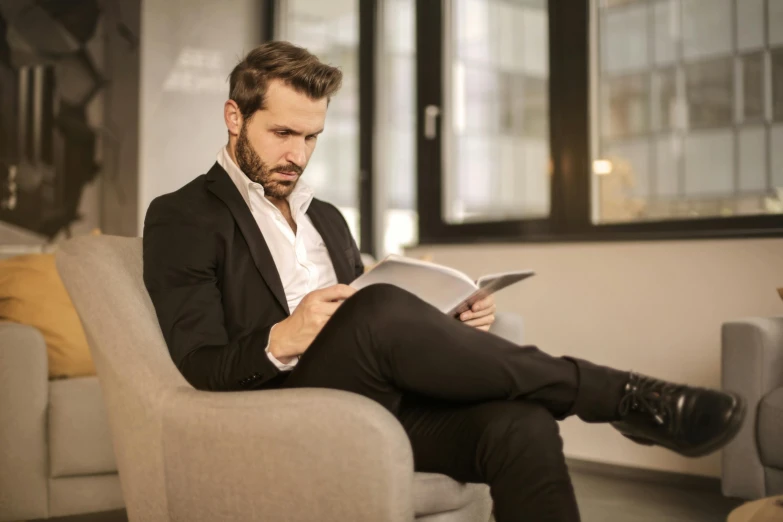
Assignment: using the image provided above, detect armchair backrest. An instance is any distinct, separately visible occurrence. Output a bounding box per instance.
[56,235,189,521]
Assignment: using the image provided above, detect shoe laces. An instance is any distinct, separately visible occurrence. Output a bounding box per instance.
[618,373,683,430]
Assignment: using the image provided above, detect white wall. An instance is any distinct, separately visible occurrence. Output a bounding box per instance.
[407,238,783,477]
[138,0,263,231]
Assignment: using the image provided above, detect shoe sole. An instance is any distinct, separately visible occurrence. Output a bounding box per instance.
[678,392,747,458]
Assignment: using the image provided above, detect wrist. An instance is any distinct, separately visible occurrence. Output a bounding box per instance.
[268,322,297,364]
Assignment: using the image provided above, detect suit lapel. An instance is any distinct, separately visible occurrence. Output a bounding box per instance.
[307,202,354,285]
[205,163,290,315]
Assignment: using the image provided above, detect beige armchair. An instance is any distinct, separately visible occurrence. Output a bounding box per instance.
[55,236,528,521]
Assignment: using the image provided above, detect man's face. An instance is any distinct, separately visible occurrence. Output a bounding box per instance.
[234,79,327,199]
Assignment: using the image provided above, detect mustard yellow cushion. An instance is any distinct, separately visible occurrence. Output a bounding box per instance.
[0,253,95,379]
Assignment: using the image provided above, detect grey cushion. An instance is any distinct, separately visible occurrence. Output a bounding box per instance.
[49,376,117,478]
[413,473,487,516]
[0,322,49,520]
[759,388,783,469]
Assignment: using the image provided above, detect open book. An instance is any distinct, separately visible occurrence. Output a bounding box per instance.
[350,254,535,316]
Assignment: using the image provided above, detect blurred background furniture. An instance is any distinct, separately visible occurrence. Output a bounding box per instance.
[51,235,526,522]
[0,322,123,521]
[0,242,123,521]
[722,317,783,500]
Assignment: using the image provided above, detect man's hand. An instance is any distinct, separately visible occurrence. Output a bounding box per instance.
[459,294,496,332]
[268,284,356,363]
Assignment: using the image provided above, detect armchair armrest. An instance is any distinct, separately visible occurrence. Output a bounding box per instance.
[0,322,49,521]
[491,312,524,345]
[721,317,783,499]
[161,386,415,522]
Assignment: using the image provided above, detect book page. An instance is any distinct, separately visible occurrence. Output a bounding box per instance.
[448,270,536,316]
[351,255,477,313]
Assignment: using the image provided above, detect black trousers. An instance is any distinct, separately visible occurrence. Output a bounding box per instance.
[272,284,629,522]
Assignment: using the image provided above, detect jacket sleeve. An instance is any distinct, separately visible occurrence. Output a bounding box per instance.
[143,197,282,391]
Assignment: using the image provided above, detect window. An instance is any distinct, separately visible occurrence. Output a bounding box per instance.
[376,0,417,255]
[276,0,361,240]
[272,0,783,247]
[593,0,783,225]
[443,0,550,224]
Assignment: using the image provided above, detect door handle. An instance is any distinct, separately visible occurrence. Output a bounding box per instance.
[424,105,441,140]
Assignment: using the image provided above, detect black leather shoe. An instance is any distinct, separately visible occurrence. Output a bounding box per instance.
[610,373,746,458]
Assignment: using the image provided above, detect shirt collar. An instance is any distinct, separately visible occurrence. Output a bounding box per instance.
[216,146,315,214]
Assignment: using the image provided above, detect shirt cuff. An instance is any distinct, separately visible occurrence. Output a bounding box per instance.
[265,323,299,371]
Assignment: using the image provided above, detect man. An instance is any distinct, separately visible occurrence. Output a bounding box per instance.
[143,41,745,522]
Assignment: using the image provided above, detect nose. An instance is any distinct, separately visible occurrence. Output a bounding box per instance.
[284,138,307,168]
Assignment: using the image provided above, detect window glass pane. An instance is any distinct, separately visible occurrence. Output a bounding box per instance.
[597,139,649,223]
[737,0,764,51]
[521,138,550,213]
[519,75,549,139]
[773,124,783,189]
[742,52,764,122]
[685,57,733,129]
[444,0,550,224]
[774,48,783,122]
[462,66,503,134]
[770,0,783,47]
[738,126,767,192]
[654,134,680,197]
[684,130,734,196]
[601,73,649,139]
[378,0,416,256]
[601,0,644,7]
[521,4,548,77]
[593,0,782,223]
[682,0,732,60]
[601,4,649,74]
[652,67,677,132]
[653,0,678,66]
[277,0,360,239]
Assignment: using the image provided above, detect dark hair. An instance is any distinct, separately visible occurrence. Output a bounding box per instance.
[229,41,343,121]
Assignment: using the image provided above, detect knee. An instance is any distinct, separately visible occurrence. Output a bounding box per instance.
[344,283,422,321]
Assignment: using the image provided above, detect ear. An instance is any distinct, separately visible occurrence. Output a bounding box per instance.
[224,100,242,137]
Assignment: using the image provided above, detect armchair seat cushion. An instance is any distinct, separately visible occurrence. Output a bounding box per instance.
[759,388,783,469]
[412,472,488,516]
[49,376,117,478]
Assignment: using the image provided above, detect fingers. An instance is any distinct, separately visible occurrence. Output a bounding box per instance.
[460,304,496,322]
[470,294,495,313]
[462,314,495,326]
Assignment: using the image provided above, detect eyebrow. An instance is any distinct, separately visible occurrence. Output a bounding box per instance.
[270,124,324,137]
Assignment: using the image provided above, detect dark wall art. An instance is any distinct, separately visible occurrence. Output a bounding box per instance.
[0,0,105,240]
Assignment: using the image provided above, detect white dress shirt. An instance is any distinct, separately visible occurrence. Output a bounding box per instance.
[217,147,338,371]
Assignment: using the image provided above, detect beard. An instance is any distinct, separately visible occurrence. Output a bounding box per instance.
[235,124,303,199]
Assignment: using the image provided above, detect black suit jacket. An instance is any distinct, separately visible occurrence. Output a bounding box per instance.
[143,162,364,391]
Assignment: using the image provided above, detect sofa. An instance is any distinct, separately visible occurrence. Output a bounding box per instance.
[0,242,125,521]
[0,322,125,520]
[1,235,525,521]
[722,317,783,500]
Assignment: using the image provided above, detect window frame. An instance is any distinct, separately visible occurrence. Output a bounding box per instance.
[416,0,783,245]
